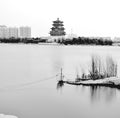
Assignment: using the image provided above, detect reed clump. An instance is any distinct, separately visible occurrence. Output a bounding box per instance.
[76,55,117,81]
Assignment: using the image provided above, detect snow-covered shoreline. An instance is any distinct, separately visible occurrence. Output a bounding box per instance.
[79,77,120,85]
[63,77,120,89]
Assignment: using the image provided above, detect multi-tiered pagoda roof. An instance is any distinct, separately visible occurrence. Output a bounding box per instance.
[50,18,66,36]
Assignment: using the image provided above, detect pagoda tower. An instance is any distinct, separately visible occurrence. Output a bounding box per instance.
[50,18,66,36]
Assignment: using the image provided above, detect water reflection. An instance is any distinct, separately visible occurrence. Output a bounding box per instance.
[57,81,117,103]
[56,81,64,90]
[89,86,116,103]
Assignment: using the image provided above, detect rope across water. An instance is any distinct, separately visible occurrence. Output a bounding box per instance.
[0,73,60,90]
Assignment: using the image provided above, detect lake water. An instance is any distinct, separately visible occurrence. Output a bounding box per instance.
[0,44,120,118]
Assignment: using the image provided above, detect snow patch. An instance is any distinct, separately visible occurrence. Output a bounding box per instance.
[0,114,18,118]
[79,77,120,85]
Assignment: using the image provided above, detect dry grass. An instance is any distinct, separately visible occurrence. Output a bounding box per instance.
[79,55,117,80]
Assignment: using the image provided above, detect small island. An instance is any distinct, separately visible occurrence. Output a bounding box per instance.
[58,55,120,89]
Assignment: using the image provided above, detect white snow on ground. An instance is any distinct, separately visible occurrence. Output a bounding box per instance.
[79,77,120,85]
[0,114,18,118]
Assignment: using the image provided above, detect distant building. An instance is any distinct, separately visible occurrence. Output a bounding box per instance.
[66,33,78,39]
[88,36,111,40]
[49,18,66,42]
[19,26,31,39]
[114,37,120,42]
[0,25,9,39]
[0,26,31,39]
[8,27,18,38]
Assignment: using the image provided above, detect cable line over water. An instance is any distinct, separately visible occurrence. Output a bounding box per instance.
[1,73,60,90]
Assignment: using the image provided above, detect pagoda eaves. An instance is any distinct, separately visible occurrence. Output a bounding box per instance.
[50,18,66,36]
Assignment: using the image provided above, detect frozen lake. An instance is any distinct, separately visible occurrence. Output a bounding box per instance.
[0,44,120,118]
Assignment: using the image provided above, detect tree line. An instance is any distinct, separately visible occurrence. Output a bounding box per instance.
[0,36,113,45]
[58,37,113,45]
[0,37,48,44]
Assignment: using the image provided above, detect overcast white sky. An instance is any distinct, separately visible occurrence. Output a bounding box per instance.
[0,0,120,37]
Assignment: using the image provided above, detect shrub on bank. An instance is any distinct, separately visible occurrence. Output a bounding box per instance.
[0,37,48,44]
[59,37,113,45]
